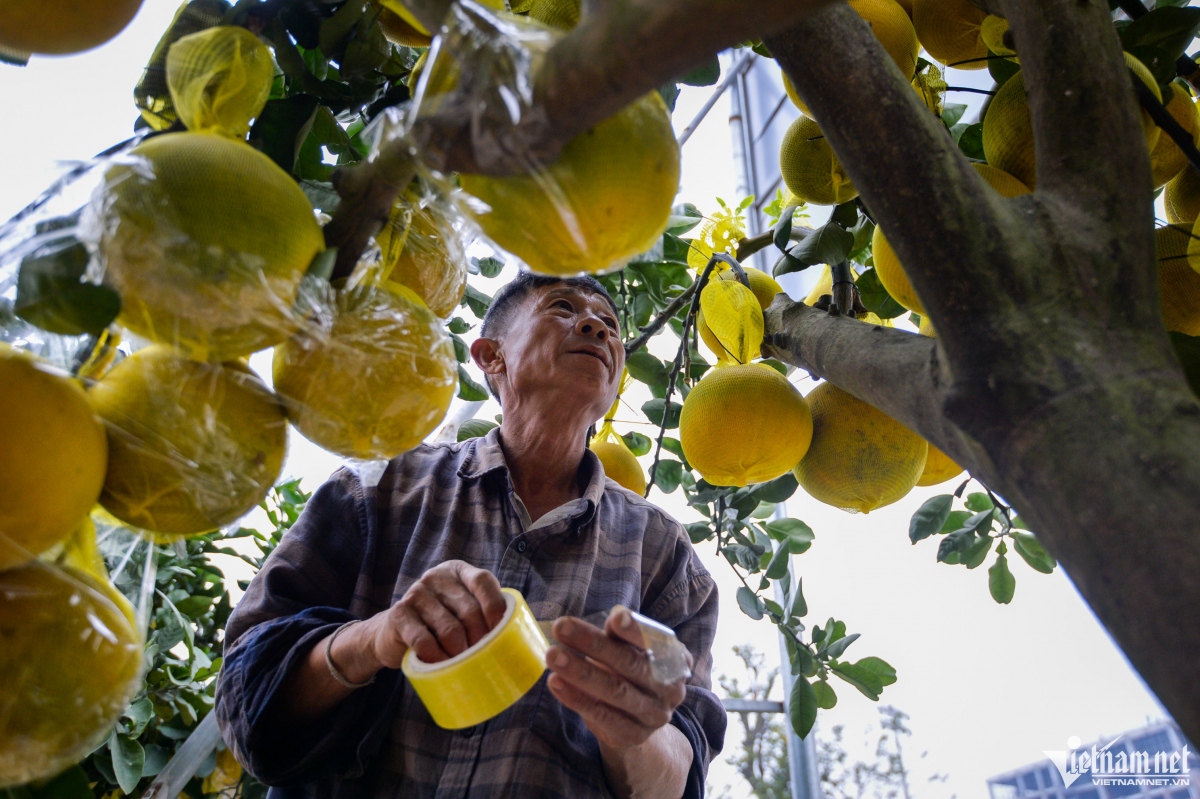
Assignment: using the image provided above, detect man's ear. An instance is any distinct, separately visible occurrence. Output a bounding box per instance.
[471,337,504,379]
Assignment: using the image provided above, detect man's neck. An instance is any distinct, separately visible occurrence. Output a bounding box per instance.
[498,414,590,524]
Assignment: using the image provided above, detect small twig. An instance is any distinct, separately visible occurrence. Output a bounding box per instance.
[643,253,731,497]
[1134,72,1200,179]
[830,261,857,318]
[624,281,699,357]
[945,86,996,96]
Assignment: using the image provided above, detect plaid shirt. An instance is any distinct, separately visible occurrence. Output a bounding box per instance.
[215,429,726,799]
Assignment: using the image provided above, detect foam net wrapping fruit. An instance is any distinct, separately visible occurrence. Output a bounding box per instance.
[372,0,682,277]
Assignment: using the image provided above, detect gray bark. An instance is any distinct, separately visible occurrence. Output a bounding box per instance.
[764,0,1200,742]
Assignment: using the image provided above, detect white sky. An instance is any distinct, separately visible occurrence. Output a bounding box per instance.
[0,7,1170,799]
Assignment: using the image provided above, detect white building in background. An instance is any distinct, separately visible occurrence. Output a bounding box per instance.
[988,721,1198,799]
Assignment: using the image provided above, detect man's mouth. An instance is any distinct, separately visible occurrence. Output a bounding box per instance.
[569,347,610,369]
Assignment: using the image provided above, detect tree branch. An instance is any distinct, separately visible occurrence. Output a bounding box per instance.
[765,5,1019,364]
[325,0,837,277]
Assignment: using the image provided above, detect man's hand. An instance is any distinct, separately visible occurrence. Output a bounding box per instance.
[545,606,695,798]
[367,560,507,668]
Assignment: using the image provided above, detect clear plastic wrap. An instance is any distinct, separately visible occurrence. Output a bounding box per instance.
[382,0,682,277]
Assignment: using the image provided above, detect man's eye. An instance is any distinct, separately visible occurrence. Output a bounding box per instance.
[603,318,618,330]
[552,300,573,312]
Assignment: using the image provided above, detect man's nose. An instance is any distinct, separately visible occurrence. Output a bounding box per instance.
[576,315,608,340]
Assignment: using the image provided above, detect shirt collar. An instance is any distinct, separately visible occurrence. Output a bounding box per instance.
[457,427,607,529]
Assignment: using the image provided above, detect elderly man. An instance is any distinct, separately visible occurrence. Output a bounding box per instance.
[216,273,726,798]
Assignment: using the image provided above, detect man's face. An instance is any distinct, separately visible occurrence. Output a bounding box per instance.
[489,284,625,419]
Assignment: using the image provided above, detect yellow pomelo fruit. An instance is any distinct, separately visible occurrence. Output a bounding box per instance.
[377,197,468,319]
[1165,165,1200,225]
[894,0,912,14]
[794,381,928,513]
[166,26,275,139]
[1151,84,1200,189]
[591,440,646,495]
[528,0,580,29]
[680,363,813,487]
[912,0,988,70]
[984,55,1160,190]
[980,15,1015,58]
[686,211,746,272]
[273,282,458,459]
[916,443,964,486]
[376,3,432,46]
[90,346,287,537]
[918,313,936,336]
[780,115,858,206]
[0,0,144,55]
[873,163,1030,315]
[698,268,784,362]
[96,132,324,362]
[782,0,918,115]
[0,562,142,788]
[0,344,107,571]
[1158,225,1200,335]
[459,92,680,276]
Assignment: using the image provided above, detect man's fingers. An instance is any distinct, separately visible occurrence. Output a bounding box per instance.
[553,616,657,693]
[456,563,507,628]
[425,576,491,646]
[547,673,652,750]
[603,606,648,649]
[400,583,470,659]
[546,645,673,729]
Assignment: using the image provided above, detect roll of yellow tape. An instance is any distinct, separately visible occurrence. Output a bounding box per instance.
[401,587,549,729]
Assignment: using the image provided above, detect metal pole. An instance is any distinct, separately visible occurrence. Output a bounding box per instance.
[729,58,823,795]
[677,53,756,147]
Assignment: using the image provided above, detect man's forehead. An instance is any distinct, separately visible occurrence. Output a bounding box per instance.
[533,284,615,313]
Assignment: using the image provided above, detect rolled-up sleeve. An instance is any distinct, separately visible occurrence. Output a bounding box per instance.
[215,471,402,786]
[647,538,727,799]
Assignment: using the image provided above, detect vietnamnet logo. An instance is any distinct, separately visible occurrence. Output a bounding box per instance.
[1044,735,1192,789]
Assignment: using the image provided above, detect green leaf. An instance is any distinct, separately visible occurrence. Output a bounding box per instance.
[457,366,489,401]
[123,697,155,738]
[854,656,898,687]
[305,248,337,281]
[110,733,145,794]
[774,206,796,252]
[831,201,859,228]
[822,631,860,659]
[175,594,215,619]
[300,179,341,213]
[658,81,681,112]
[765,542,791,579]
[830,661,883,701]
[854,268,907,319]
[621,431,653,457]
[736,586,765,620]
[937,528,977,563]
[764,518,815,554]
[642,398,682,429]
[686,522,713,544]
[957,122,985,160]
[1120,6,1200,62]
[941,102,968,128]
[451,333,470,363]
[650,459,684,493]
[473,256,505,278]
[789,673,818,739]
[249,94,320,173]
[790,577,808,618]
[989,544,1016,604]
[988,52,1020,88]
[625,350,669,388]
[962,534,995,569]
[15,239,120,336]
[1012,532,1057,574]
[751,472,799,503]
[461,284,493,317]
[1170,332,1200,398]
[661,437,687,463]
[457,419,497,441]
[785,222,855,270]
[941,509,972,533]
[909,494,953,543]
[678,56,721,86]
[448,317,472,335]
[965,492,994,512]
[813,679,838,710]
[667,203,703,236]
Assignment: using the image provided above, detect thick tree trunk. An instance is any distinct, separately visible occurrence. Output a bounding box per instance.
[764,0,1200,742]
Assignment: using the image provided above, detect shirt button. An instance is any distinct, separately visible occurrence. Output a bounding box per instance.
[516,540,527,553]
[459,725,476,737]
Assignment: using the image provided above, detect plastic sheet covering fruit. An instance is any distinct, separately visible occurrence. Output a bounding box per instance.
[382,0,681,276]
[376,182,471,319]
[0,515,155,788]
